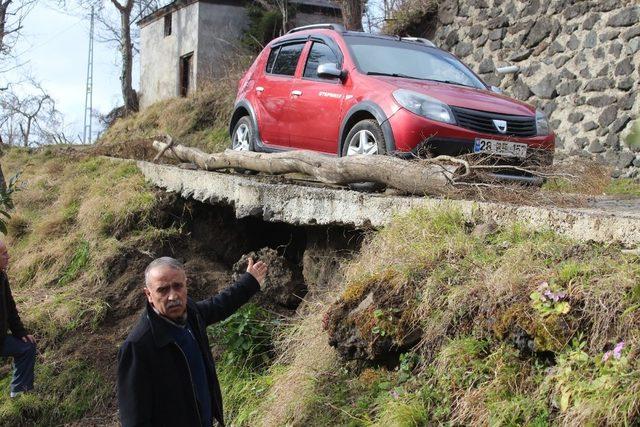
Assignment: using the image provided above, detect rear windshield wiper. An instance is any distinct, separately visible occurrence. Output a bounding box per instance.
[366,71,423,80]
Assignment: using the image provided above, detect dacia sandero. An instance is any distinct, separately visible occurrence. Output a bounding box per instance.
[229,24,555,172]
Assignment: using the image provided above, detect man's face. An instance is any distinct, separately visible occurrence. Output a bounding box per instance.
[0,242,9,271]
[144,266,188,321]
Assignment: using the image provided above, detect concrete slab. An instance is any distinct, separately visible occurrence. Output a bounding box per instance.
[138,161,640,248]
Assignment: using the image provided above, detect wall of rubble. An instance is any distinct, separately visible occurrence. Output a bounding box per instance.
[433,0,640,177]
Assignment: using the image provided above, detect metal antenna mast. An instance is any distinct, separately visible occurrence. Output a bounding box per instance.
[82,7,95,144]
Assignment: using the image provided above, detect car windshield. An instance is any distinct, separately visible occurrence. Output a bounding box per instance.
[344,35,486,89]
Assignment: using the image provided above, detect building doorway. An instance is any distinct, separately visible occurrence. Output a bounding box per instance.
[180,52,194,97]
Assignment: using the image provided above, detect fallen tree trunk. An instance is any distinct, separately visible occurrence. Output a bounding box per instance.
[151,139,460,196]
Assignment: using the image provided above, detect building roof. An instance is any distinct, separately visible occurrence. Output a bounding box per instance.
[138,0,341,27]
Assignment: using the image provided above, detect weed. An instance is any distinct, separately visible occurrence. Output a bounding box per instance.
[56,240,90,287]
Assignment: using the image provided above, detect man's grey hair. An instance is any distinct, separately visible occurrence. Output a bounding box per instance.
[144,257,184,287]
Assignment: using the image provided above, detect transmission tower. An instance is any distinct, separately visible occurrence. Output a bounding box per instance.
[82,7,95,144]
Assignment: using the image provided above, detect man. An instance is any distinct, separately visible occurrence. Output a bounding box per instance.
[117,256,267,427]
[0,241,37,398]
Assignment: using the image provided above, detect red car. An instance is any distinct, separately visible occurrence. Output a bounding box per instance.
[230,23,555,172]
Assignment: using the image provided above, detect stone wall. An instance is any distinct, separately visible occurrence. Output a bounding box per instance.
[432,0,640,177]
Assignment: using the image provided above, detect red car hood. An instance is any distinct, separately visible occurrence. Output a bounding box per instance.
[381,77,536,116]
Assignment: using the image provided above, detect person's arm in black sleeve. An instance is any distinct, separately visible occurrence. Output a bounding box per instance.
[118,341,153,427]
[5,280,27,339]
[196,272,260,325]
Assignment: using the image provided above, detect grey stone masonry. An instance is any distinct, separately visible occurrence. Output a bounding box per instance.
[432,0,640,178]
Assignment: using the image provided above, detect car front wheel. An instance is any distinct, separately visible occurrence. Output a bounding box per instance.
[231,116,255,152]
[341,119,387,157]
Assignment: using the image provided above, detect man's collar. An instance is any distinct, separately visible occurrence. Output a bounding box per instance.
[151,305,188,328]
[146,302,190,348]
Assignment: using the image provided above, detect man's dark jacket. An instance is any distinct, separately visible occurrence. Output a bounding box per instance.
[117,273,260,427]
[0,271,27,344]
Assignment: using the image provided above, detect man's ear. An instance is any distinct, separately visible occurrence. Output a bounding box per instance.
[143,286,153,304]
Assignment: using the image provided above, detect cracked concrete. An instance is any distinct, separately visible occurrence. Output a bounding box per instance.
[138,161,640,248]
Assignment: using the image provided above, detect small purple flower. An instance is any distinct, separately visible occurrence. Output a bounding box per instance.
[603,351,612,362]
[613,341,625,360]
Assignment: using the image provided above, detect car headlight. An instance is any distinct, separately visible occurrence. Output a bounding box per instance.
[392,89,456,124]
[536,110,550,136]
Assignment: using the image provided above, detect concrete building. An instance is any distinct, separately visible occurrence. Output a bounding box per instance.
[138,0,342,109]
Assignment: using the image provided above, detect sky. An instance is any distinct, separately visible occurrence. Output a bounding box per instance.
[5,2,133,143]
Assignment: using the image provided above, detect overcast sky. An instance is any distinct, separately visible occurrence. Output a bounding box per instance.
[6,2,132,143]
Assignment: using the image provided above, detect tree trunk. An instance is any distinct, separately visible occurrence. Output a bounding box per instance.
[341,0,364,31]
[0,0,9,52]
[151,140,459,196]
[119,0,138,114]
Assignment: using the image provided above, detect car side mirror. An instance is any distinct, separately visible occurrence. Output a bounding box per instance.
[490,85,503,94]
[317,63,345,81]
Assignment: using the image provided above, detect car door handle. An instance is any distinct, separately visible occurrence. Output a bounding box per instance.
[256,86,264,92]
[291,90,302,96]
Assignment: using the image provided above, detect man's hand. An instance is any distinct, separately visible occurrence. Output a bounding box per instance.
[246,258,268,287]
[22,335,36,345]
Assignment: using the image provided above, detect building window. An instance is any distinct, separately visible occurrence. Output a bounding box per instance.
[164,14,172,37]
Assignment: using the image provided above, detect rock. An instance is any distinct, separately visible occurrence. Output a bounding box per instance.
[574,96,586,106]
[556,80,581,96]
[438,0,459,25]
[584,78,614,91]
[582,14,599,30]
[627,37,640,55]
[522,0,540,16]
[511,77,532,100]
[476,34,489,47]
[468,25,483,39]
[550,119,561,129]
[619,92,637,110]
[634,157,640,167]
[597,127,609,137]
[488,16,509,29]
[554,55,570,68]
[618,151,636,169]
[588,140,605,153]
[509,49,533,61]
[599,30,620,42]
[559,68,577,79]
[596,64,609,77]
[489,28,505,40]
[595,0,618,13]
[605,134,619,149]
[586,95,616,107]
[609,42,623,57]
[541,100,557,117]
[444,31,459,48]
[530,73,559,99]
[598,105,618,128]
[564,2,588,20]
[489,40,502,51]
[622,25,640,41]
[614,58,634,76]
[617,77,634,91]
[593,47,605,60]
[583,30,597,48]
[583,121,598,131]
[523,63,541,77]
[455,42,473,57]
[548,40,565,55]
[478,57,495,74]
[575,137,588,148]
[482,73,504,87]
[606,6,639,27]
[232,248,306,309]
[566,34,580,50]
[525,20,552,48]
[568,112,584,123]
[611,115,631,134]
[471,220,498,239]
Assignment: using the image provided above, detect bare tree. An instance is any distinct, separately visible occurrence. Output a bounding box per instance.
[0,0,35,56]
[0,81,59,147]
[340,0,365,31]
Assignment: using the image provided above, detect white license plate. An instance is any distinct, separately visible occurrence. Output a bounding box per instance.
[473,138,528,158]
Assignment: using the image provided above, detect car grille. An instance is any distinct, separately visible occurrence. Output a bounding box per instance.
[450,106,537,137]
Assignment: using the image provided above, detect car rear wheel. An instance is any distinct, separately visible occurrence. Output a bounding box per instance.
[341,119,387,192]
[341,119,387,157]
[231,116,255,152]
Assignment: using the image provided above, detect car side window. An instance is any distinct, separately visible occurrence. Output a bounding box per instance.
[303,42,339,80]
[270,43,305,76]
[266,47,279,73]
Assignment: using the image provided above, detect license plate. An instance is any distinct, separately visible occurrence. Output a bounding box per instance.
[473,138,528,158]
